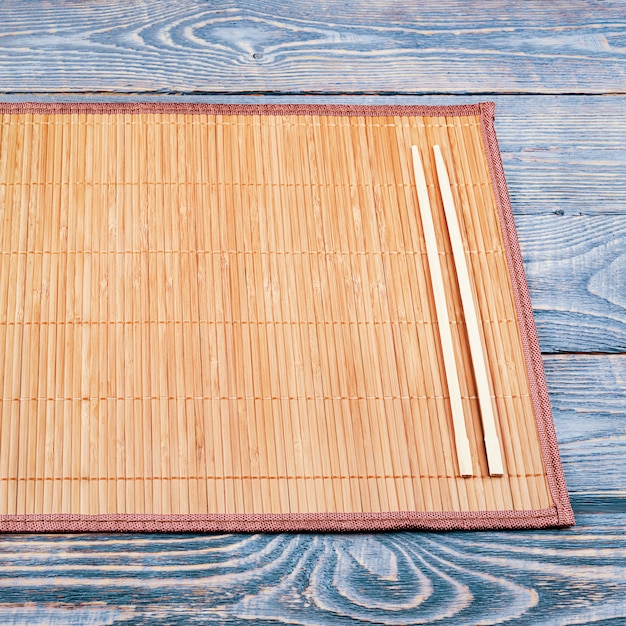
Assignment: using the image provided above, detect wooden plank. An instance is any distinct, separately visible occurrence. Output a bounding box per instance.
[545,354,626,500]
[517,214,626,354]
[0,1,624,613]
[1,1,626,94]
[0,512,622,623]
[489,96,626,217]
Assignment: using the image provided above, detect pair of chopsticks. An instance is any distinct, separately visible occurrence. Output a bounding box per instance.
[411,145,503,477]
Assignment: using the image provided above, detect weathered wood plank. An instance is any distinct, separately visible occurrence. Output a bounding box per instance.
[1,1,626,95]
[518,214,626,353]
[0,512,623,624]
[493,95,626,217]
[545,354,626,502]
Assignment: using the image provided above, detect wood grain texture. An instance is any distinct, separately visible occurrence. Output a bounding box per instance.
[1,1,626,95]
[2,0,626,619]
[491,96,626,217]
[546,355,626,503]
[517,214,626,353]
[0,513,623,624]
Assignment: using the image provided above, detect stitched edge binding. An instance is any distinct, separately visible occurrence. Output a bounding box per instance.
[478,102,575,527]
[0,102,482,117]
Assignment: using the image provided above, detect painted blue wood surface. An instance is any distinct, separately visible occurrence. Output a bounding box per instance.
[546,355,626,506]
[0,513,625,624]
[0,0,625,94]
[1,1,626,623]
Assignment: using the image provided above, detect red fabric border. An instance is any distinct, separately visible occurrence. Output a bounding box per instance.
[0,101,574,532]
[0,507,562,533]
[478,102,575,527]
[0,101,481,117]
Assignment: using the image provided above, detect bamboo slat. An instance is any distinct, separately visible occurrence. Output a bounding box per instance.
[0,109,554,518]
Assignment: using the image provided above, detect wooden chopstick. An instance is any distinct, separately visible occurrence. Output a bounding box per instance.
[432,145,504,476]
[411,145,473,477]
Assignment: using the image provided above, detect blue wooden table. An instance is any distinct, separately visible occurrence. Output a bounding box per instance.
[1,1,625,623]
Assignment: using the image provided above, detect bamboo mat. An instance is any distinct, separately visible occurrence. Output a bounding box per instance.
[0,102,573,532]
